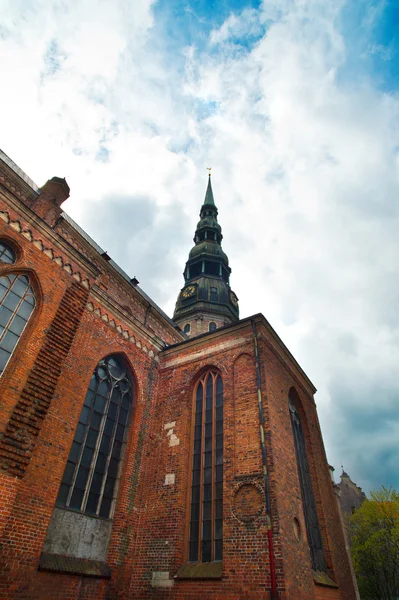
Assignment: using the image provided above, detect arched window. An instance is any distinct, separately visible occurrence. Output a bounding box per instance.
[0,241,16,265]
[289,389,325,571]
[56,355,133,519]
[209,322,217,332]
[0,274,35,374]
[184,323,191,334]
[189,370,223,563]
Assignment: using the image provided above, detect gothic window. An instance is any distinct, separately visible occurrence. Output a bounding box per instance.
[289,389,325,571]
[0,274,35,375]
[209,322,217,332]
[184,323,191,334]
[56,355,133,519]
[189,370,223,563]
[0,241,16,265]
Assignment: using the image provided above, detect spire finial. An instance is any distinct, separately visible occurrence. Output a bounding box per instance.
[207,167,212,177]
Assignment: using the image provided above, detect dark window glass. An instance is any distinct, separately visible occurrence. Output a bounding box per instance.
[86,493,99,515]
[210,287,218,302]
[0,274,35,375]
[99,498,112,518]
[81,447,94,469]
[209,322,217,333]
[0,242,16,264]
[289,389,325,571]
[56,355,133,519]
[62,461,75,485]
[69,441,81,463]
[184,323,191,334]
[57,483,70,506]
[204,261,220,277]
[189,262,202,279]
[70,488,84,511]
[189,371,223,563]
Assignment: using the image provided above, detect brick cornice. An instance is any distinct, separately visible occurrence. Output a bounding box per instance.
[0,186,99,279]
[89,285,165,352]
[162,314,317,397]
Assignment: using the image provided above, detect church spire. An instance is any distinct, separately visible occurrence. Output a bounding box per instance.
[204,174,215,206]
[173,176,239,337]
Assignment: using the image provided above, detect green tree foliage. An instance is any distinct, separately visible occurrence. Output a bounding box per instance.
[350,486,399,600]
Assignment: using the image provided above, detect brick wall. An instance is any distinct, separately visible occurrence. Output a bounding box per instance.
[0,161,358,600]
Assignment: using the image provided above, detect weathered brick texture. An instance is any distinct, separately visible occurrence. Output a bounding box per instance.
[0,282,89,476]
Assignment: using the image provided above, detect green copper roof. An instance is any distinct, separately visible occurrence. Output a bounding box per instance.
[173,174,239,329]
[204,175,215,206]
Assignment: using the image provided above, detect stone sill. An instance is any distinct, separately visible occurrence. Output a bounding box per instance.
[39,552,111,578]
[313,570,338,588]
[175,562,223,579]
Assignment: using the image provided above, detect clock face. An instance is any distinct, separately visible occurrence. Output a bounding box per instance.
[182,285,196,299]
[229,291,238,307]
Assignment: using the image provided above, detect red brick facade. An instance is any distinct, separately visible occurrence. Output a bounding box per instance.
[0,153,358,599]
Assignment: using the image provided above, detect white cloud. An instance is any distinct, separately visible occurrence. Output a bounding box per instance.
[0,0,398,491]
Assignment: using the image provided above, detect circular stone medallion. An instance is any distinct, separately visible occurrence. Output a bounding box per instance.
[233,484,264,523]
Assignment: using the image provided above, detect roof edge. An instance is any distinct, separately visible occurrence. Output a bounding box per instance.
[162,312,317,394]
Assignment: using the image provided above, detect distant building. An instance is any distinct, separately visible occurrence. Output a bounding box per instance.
[0,152,358,599]
[337,470,366,517]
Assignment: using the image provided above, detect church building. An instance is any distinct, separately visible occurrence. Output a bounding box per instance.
[0,150,358,599]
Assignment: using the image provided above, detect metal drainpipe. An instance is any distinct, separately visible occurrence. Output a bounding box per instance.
[252,319,278,600]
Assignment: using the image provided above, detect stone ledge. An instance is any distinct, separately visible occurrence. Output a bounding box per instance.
[39,552,111,578]
[313,570,339,588]
[175,562,223,579]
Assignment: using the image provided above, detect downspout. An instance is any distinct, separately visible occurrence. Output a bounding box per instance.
[252,319,278,600]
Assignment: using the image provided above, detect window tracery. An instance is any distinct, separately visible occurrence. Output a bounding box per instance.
[0,274,35,374]
[56,355,133,519]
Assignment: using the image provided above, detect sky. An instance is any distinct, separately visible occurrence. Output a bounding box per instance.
[1,0,399,495]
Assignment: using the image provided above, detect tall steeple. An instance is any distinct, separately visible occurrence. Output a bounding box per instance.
[173,175,239,337]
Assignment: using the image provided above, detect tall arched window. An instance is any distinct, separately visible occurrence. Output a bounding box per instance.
[189,370,223,563]
[289,388,325,571]
[0,274,35,375]
[209,322,217,333]
[56,355,133,519]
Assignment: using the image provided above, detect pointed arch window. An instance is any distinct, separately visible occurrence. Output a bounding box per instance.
[56,355,133,519]
[189,370,223,563]
[289,389,325,571]
[0,274,35,375]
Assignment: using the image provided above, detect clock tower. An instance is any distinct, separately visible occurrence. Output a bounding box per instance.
[173,175,239,337]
